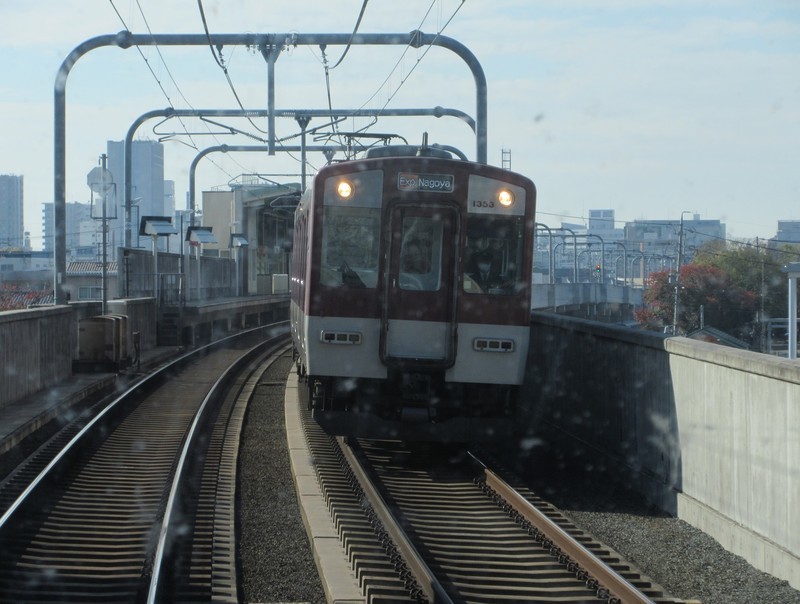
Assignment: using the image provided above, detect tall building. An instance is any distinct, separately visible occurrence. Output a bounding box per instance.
[164,180,175,218]
[624,215,725,263]
[770,221,800,247]
[587,208,625,243]
[0,174,24,249]
[588,209,615,231]
[42,201,93,254]
[106,139,165,249]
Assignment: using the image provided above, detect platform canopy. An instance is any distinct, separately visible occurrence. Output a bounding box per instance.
[186,226,218,244]
[140,216,178,237]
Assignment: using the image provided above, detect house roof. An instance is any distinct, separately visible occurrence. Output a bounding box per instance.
[66,261,118,276]
[687,326,750,349]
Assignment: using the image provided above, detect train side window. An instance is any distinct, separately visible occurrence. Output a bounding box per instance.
[398,216,442,291]
[321,206,380,288]
[463,216,524,295]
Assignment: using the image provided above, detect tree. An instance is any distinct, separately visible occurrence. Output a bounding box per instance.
[692,240,800,322]
[636,265,757,336]
[634,270,674,331]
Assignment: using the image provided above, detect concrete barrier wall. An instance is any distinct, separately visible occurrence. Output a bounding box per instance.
[524,312,799,588]
[0,306,73,410]
[0,295,278,409]
[666,337,799,586]
[531,283,643,316]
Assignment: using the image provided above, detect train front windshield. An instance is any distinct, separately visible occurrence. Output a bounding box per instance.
[398,216,444,292]
[463,215,526,295]
[320,206,381,289]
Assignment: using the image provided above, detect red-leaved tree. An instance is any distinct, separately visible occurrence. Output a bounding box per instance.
[636,265,757,336]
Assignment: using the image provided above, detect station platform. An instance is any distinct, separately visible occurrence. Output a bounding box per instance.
[283,368,364,602]
[0,347,181,457]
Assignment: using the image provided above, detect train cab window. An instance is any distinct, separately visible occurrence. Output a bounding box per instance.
[398,216,443,291]
[463,216,525,295]
[320,206,380,288]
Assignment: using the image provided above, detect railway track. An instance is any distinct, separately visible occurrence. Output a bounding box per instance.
[298,380,685,603]
[0,324,289,602]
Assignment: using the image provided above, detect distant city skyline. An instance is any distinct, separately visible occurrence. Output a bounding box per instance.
[1,2,799,246]
[0,175,24,249]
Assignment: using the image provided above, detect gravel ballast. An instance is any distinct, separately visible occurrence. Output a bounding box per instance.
[237,353,327,604]
[236,358,799,603]
[499,440,800,604]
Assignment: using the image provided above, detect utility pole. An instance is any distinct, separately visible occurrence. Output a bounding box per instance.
[672,211,690,334]
[100,155,109,315]
[87,155,113,314]
[781,263,800,360]
[757,237,766,352]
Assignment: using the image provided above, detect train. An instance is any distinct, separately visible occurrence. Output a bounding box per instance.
[290,140,536,441]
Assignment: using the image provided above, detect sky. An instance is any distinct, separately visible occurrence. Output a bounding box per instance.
[1,0,799,249]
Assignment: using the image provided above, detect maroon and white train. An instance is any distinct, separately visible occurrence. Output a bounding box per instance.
[290,143,536,441]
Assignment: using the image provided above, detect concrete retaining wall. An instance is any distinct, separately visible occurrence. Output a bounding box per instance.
[524,312,799,588]
[0,296,279,409]
[0,306,73,410]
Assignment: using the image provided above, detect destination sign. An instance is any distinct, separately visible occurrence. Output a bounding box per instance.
[397,172,454,193]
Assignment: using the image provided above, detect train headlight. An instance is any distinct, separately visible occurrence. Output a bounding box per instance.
[336,180,354,200]
[497,189,514,208]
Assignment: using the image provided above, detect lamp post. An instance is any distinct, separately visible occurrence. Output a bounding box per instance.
[186,226,217,301]
[231,233,249,297]
[87,155,115,314]
[140,217,178,304]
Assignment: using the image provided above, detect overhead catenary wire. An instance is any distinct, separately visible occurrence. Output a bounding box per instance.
[196,0,314,173]
[359,0,466,115]
[197,0,264,135]
[121,0,282,181]
[311,0,466,151]
[328,0,370,70]
[107,0,242,183]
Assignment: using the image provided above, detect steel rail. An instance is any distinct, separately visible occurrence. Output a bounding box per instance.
[0,322,287,533]
[483,467,654,604]
[147,336,291,603]
[0,321,288,601]
[338,437,454,604]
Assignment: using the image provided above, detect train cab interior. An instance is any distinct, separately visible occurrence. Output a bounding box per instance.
[462,215,525,295]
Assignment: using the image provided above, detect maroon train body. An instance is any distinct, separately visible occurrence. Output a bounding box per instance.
[291,144,536,441]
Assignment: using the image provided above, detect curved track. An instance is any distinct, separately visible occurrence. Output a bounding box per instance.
[0,325,289,602]
[297,378,683,603]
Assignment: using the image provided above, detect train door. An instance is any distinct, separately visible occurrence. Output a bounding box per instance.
[381,202,459,366]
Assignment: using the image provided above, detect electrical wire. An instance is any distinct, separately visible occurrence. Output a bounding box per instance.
[328,0,370,70]
[317,0,369,152]
[312,0,465,153]
[108,0,243,183]
[197,0,225,69]
[196,0,317,172]
[197,0,268,137]
[359,0,465,115]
